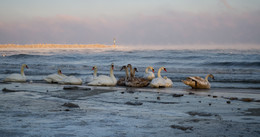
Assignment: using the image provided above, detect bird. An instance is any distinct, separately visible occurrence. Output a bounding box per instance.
[88,63,117,86]
[125,64,150,87]
[150,67,173,88]
[44,69,67,83]
[85,66,98,83]
[182,74,214,89]
[144,66,155,80]
[4,64,29,82]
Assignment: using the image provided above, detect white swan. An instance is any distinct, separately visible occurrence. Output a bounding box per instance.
[4,64,29,82]
[59,75,83,85]
[44,69,67,83]
[144,66,155,80]
[182,74,214,89]
[85,66,98,83]
[150,67,173,88]
[88,63,117,86]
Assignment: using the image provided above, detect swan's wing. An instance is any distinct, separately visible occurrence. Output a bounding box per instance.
[44,74,64,83]
[188,76,204,82]
[150,77,166,88]
[85,75,94,83]
[144,72,155,80]
[126,77,150,87]
[88,75,114,86]
[165,78,173,87]
[59,76,82,85]
[4,73,26,82]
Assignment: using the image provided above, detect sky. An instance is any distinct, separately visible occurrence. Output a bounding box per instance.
[0,0,260,48]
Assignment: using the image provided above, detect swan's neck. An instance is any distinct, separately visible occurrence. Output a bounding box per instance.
[145,67,149,73]
[125,68,129,79]
[205,74,210,82]
[93,68,97,77]
[157,67,163,78]
[128,65,134,78]
[132,70,136,77]
[21,66,25,76]
[110,67,114,78]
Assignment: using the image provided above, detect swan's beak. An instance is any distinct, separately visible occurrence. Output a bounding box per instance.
[92,67,95,70]
[164,68,167,72]
[152,69,154,73]
[120,66,124,71]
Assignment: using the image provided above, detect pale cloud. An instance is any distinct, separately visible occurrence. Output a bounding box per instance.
[0,11,260,46]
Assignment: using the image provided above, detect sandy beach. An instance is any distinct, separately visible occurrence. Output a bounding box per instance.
[0,82,259,137]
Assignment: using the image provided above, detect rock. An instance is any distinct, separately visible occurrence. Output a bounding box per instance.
[2,88,19,92]
[208,95,211,97]
[226,101,231,104]
[62,102,80,108]
[209,103,212,106]
[157,97,160,100]
[172,94,184,97]
[125,101,143,106]
[127,91,134,94]
[188,92,195,95]
[213,96,217,98]
[121,92,125,94]
[170,125,193,131]
[187,111,212,117]
[198,101,201,103]
[135,97,138,99]
[63,86,91,90]
[240,98,254,102]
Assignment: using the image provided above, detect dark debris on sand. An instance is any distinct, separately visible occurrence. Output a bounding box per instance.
[172,94,184,97]
[170,125,193,131]
[62,102,80,108]
[125,101,143,106]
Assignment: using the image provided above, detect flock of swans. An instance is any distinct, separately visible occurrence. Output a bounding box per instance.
[3,64,215,89]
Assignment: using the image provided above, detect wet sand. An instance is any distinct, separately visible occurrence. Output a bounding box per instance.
[0,82,259,137]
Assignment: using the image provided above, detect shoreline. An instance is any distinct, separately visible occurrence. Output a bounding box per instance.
[0,82,259,136]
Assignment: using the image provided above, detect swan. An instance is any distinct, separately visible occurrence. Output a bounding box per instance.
[182,74,214,89]
[150,67,173,88]
[4,64,29,82]
[144,66,155,80]
[125,64,150,87]
[44,69,67,83]
[85,66,98,83]
[117,66,129,86]
[59,75,83,85]
[88,63,117,86]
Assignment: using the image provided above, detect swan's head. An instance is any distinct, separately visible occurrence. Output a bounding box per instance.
[22,64,29,69]
[209,74,215,80]
[163,67,167,72]
[134,68,138,72]
[58,69,62,74]
[152,68,155,73]
[111,63,114,70]
[127,64,132,68]
[92,66,97,70]
[120,66,126,71]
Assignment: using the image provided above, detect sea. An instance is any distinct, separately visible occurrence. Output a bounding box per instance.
[0,47,260,90]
